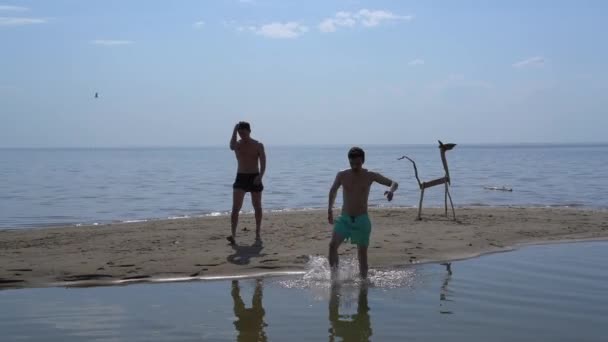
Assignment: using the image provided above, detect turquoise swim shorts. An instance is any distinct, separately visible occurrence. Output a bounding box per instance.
[333,213,372,247]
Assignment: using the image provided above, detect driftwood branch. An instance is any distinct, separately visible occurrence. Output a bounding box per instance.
[422,177,448,189]
[398,155,422,189]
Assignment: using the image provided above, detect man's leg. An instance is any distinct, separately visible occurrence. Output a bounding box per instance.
[251,191,263,240]
[230,189,246,243]
[231,280,245,314]
[329,231,345,272]
[357,245,369,279]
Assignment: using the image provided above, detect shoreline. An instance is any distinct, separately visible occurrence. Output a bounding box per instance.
[42,237,608,290]
[2,204,606,231]
[2,207,608,290]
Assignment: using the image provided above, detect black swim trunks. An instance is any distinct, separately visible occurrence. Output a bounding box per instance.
[233,173,264,192]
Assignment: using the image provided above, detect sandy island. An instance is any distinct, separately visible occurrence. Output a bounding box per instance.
[1,207,608,289]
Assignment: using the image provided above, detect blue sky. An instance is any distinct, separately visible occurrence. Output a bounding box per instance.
[1,0,607,147]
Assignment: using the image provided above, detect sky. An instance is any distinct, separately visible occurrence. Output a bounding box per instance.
[1,0,607,147]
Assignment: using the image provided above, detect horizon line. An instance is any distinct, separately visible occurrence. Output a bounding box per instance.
[1,141,608,149]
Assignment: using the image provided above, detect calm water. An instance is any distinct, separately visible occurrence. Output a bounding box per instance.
[1,241,607,341]
[1,144,607,228]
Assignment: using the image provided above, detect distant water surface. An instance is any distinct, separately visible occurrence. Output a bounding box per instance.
[1,144,607,228]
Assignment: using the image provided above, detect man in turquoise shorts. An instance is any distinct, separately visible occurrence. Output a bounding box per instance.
[328,147,399,279]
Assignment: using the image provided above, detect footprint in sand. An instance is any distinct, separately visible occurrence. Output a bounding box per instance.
[123,275,150,280]
[195,263,223,267]
[62,274,113,281]
[260,259,279,263]
[256,265,281,270]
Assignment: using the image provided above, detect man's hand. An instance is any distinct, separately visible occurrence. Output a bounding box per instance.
[384,190,394,202]
[253,175,262,185]
[328,209,334,224]
[234,123,240,131]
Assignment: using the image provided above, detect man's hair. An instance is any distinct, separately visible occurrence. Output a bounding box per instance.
[348,146,365,163]
[237,121,251,132]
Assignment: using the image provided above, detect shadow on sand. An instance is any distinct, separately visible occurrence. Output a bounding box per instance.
[227,240,266,265]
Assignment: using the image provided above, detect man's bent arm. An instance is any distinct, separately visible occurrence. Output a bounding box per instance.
[328,172,341,211]
[372,172,398,193]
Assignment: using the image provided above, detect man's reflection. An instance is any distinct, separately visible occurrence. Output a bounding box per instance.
[231,279,267,342]
[328,283,372,342]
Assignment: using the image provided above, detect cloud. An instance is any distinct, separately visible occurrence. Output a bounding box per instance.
[0,17,46,26]
[408,59,425,66]
[512,56,544,68]
[244,22,308,39]
[0,5,28,11]
[319,11,356,33]
[90,40,133,46]
[193,20,205,29]
[358,9,413,27]
[319,9,412,33]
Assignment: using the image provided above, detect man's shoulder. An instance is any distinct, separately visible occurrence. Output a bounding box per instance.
[367,170,386,179]
[248,139,263,147]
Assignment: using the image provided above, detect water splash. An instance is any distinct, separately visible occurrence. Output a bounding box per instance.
[277,256,418,290]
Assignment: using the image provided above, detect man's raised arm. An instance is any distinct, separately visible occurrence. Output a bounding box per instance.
[229,124,238,150]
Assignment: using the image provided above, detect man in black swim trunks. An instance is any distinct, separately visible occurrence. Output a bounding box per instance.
[228,121,266,245]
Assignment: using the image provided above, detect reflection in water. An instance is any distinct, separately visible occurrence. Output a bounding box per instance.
[231,279,268,342]
[439,263,453,314]
[328,283,372,342]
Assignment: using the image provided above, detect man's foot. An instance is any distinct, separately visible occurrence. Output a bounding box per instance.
[226,236,236,245]
[253,237,263,246]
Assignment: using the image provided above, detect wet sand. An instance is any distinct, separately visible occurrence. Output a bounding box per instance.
[1,207,608,289]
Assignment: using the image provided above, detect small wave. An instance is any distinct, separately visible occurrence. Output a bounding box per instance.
[269,207,319,214]
[465,202,491,207]
[75,222,99,227]
[204,212,224,217]
[167,215,191,220]
[546,203,586,208]
[121,219,148,223]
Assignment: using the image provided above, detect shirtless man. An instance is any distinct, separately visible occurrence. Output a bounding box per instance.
[328,147,398,279]
[228,121,266,245]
